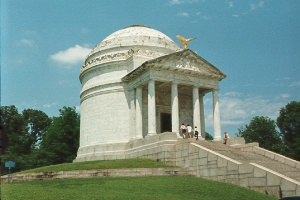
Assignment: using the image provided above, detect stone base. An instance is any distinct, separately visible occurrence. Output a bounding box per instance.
[1,168,191,183]
[74,132,178,165]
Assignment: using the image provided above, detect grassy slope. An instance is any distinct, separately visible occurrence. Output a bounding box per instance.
[2,159,277,199]
[2,176,276,200]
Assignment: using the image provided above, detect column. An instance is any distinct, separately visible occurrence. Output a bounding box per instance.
[147,80,156,136]
[199,93,205,138]
[129,89,136,139]
[212,89,222,140]
[193,87,201,138]
[171,82,180,138]
[135,87,143,139]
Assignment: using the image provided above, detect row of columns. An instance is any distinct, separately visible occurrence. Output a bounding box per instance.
[135,80,222,140]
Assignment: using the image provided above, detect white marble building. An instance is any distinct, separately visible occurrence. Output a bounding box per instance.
[75,25,226,161]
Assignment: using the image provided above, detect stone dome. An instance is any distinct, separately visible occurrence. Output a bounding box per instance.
[86,25,180,60]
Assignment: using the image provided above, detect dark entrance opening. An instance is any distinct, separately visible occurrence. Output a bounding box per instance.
[161,113,172,133]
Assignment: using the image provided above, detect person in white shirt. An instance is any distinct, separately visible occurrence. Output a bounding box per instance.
[187,124,192,138]
[180,123,187,138]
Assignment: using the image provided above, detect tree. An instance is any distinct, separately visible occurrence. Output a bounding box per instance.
[22,109,51,150]
[0,106,28,155]
[0,106,52,172]
[39,107,80,165]
[277,101,300,161]
[1,106,30,172]
[205,132,213,140]
[236,116,286,154]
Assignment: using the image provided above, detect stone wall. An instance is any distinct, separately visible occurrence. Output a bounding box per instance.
[75,132,178,163]
[175,142,300,198]
[1,168,190,183]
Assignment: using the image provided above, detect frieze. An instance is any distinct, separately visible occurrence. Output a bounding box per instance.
[134,48,165,58]
[80,50,133,73]
[80,48,165,73]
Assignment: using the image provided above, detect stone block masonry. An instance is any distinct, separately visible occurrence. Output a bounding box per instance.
[174,141,300,199]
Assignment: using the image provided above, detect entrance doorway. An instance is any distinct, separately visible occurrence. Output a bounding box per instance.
[160,113,172,133]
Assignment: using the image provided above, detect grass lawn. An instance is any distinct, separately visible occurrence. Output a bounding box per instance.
[1,176,277,200]
[14,158,177,174]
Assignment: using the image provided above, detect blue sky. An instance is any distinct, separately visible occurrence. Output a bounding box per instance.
[1,0,299,137]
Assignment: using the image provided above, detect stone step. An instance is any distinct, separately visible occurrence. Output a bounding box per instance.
[193,140,300,182]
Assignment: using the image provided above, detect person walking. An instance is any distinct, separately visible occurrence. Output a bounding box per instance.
[194,126,199,140]
[180,123,187,138]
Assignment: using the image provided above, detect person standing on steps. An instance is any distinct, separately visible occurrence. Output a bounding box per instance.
[187,124,192,138]
[223,132,229,144]
[194,126,199,140]
[180,123,187,138]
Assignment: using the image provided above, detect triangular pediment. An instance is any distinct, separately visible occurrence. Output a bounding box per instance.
[146,49,226,80]
[122,49,226,82]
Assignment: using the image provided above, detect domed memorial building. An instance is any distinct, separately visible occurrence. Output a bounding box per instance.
[74,25,226,162]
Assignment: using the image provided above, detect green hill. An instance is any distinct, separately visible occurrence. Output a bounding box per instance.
[2,159,276,200]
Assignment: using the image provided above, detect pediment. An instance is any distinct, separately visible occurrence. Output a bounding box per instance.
[147,49,226,80]
[122,49,226,83]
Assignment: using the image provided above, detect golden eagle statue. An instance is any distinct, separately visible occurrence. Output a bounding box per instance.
[176,35,196,49]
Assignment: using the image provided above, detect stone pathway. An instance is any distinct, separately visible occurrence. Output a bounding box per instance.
[193,140,300,182]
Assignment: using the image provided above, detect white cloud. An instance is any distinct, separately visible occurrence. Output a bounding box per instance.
[178,12,190,17]
[202,16,213,20]
[43,102,57,108]
[228,1,234,8]
[169,0,200,5]
[235,1,265,16]
[250,1,265,11]
[204,93,286,129]
[16,39,37,48]
[195,10,213,20]
[278,94,290,99]
[169,0,184,5]
[290,81,300,87]
[223,91,241,97]
[22,30,38,36]
[50,45,92,65]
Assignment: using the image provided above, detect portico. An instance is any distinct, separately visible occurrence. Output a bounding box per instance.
[122,49,226,140]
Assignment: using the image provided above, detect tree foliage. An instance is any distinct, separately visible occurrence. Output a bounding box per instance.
[236,116,286,154]
[39,107,80,165]
[22,109,52,149]
[1,106,28,155]
[0,105,80,173]
[277,101,300,160]
[1,106,52,170]
[205,132,213,140]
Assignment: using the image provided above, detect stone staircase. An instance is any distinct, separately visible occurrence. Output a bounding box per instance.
[194,140,300,183]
